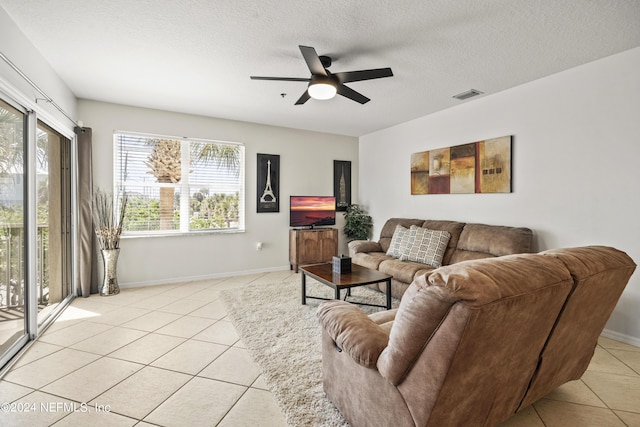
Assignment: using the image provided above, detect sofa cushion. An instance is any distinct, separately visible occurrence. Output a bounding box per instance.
[348,240,383,255]
[379,258,434,284]
[386,225,410,258]
[379,218,426,253]
[421,220,465,265]
[401,226,451,268]
[450,223,533,263]
[352,252,393,270]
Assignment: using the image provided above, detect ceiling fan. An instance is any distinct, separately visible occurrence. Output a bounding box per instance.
[250,45,393,105]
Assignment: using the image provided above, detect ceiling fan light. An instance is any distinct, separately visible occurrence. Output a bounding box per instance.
[308,82,337,100]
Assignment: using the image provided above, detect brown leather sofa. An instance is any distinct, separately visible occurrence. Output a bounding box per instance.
[348,218,534,299]
[317,246,636,427]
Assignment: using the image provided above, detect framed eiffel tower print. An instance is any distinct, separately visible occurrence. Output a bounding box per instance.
[257,153,280,213]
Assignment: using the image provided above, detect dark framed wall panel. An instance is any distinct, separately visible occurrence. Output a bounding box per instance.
[333,160,351,211]
[257,153,280,213]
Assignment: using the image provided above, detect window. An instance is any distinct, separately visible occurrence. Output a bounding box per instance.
[114,132,244,235]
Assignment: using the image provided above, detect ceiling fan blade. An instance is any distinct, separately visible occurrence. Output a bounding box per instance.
[294,90,311,105]
[299,45,327,76]
[334,68,393,84]
[250,76,310,82]
[337,84,370,104]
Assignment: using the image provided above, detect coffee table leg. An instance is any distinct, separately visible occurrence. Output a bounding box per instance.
[385,279,392,310]
[301,273,307,305]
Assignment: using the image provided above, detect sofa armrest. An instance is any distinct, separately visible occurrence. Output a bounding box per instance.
[348,240,383,256]
[317,300,390,369]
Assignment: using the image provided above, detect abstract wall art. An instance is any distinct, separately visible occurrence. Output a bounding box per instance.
[411,135,512,195]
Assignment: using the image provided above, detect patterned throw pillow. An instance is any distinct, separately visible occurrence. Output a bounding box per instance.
[401,226,451,267]
[386,225,410,258]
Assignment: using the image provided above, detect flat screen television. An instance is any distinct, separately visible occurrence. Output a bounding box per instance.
[290,196,336,228]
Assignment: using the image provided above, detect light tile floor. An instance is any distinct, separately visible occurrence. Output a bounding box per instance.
[0,270,638,427]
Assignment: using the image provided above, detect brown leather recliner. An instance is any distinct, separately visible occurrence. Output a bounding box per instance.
[317,246,636,427]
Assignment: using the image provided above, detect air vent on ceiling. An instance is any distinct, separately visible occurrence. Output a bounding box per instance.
[453,89,484,100]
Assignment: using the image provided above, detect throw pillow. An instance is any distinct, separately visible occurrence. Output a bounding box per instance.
[386,225,410,258]
[401,226,451,268]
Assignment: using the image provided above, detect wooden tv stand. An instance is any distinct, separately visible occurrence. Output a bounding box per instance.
[289,228,338,273]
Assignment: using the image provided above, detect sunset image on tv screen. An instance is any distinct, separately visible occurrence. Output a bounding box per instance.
[290,196,336,227]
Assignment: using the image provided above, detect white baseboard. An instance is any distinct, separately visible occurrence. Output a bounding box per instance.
[119,265,292,289]
[601,328,640,347]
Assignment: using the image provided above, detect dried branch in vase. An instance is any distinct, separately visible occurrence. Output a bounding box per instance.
[92,188,128,250]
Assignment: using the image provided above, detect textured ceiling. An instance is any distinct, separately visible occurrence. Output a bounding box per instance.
[1,0,639,136]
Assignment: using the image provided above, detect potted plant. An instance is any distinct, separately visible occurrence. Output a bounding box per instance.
[92,188,127,296]
[343,204,373,242]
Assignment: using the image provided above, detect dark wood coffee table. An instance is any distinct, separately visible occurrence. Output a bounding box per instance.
[300,263,393,310]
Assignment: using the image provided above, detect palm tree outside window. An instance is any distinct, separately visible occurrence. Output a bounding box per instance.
[113,132,244,235]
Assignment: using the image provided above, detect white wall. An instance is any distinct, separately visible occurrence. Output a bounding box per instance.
[78,99,358,286]
[0,7,76,133]
[359,47,640,344]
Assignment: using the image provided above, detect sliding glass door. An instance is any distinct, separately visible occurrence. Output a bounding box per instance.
[0,96,73,371]
[35,121,72,327]
[0,98,27,362]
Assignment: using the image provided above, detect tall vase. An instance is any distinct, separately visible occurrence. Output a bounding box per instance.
[100,248,120,296]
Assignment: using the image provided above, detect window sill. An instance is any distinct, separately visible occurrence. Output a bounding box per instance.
[121,229,246,239]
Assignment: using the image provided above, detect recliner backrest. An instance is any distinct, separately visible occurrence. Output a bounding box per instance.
[518,246,637,409]
[377,253,574,426]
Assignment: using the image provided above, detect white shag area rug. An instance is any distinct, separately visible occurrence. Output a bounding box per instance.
[220,276,398,427]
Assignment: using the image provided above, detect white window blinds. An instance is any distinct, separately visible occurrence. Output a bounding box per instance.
[113,132,244,234]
